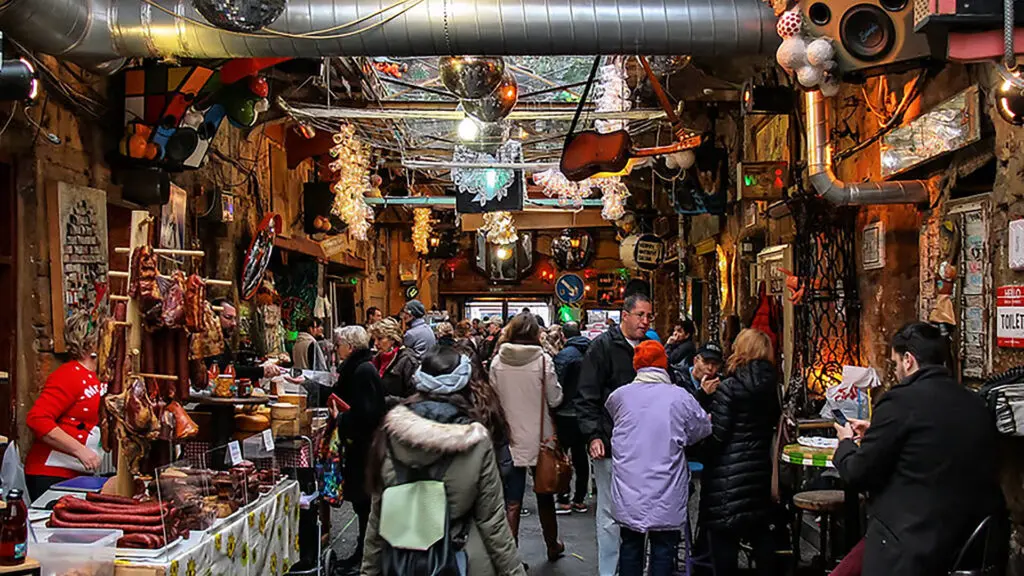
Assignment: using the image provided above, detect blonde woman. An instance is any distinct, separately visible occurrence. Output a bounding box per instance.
[25,311,104,499]
[368,318,420,399]
[700,328,781,575]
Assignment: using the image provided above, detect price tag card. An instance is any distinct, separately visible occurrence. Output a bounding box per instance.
[227,440,243,466]
[262,429,275,452]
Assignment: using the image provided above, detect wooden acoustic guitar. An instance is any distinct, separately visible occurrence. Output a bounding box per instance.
[560,56,702,182]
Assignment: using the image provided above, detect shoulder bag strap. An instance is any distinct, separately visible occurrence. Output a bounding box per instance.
[539,355,548,444]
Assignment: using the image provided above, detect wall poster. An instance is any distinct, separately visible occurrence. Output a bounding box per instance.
[47,182,109,352]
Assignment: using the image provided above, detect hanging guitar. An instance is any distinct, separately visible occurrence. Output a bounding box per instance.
[560,56,702,182]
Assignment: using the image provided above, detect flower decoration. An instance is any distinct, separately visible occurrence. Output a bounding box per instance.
[451,140,521,205]
[594,59,631,134]
[481,212,518,245]
[598,179,629,221]
[412,208,433,254]
[533,169,591,209]
[329,123,375,241]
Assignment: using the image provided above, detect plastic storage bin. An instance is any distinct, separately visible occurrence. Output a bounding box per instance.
[31,527,122,576]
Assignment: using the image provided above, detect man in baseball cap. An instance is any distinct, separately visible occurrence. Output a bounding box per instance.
[400,299,435,356]
[671,341,724,407]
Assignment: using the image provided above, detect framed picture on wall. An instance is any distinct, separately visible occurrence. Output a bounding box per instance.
[862,222,885,271]
[47,182,109,352]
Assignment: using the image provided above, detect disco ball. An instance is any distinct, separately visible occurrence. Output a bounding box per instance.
[439,56,505,99]
[192,0,287,33]
[464,71,518,122]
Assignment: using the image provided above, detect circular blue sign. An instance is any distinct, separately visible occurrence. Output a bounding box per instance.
[555,273,585,304]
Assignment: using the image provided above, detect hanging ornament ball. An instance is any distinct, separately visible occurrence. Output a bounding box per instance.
[776,37,808,71]
[776,10,803,38]
[665,155,678,169]
[463,71,518,122]
[797,65,824,87]
[805,37,835,68]
[673,149,696,170]
[439,57,505,99]
[192,0,286,33]
[248,76,270,98]
[821,79,841,98]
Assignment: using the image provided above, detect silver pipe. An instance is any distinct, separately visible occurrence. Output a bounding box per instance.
[1,0,778,70]
[805,90,929,206]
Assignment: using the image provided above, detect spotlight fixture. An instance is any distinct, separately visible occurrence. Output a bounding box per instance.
[0,59,38,103]
[997,65,1024,126]
[458,117,480,141]
[740,79,792,115]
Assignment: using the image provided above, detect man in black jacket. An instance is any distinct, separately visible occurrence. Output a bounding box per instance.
[833,322,1005,576]
[552,322,591,514]
[665,318,697,365]
[577,293,652,576]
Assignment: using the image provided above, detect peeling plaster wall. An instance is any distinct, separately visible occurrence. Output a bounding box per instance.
[2,60,387,451]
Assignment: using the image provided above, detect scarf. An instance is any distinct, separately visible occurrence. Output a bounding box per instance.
[374,347,399,377]
[413,354,472,395]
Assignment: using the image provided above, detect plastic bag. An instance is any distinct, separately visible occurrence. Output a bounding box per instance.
[1,443,31,507]
[820,365,876,422]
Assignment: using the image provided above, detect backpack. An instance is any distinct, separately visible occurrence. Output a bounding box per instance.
[379,443,470,576]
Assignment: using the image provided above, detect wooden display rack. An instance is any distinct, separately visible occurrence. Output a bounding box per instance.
[105,211,231,496]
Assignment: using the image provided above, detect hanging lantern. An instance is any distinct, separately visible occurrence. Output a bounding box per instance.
[550,229,595,270]
[439,56,505,99]
[328,123,374,241]
[463,71,518,122]
[412,208,432,254]
[192,0,286,32]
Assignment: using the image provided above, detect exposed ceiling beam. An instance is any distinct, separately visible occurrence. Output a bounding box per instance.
[284,101,668,122]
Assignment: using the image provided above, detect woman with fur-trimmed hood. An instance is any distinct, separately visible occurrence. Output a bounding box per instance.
[362,345,526,576]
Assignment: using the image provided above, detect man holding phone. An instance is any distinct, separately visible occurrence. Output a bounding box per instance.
[831,322,1005,576]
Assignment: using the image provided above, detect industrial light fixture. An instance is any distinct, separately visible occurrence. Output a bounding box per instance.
[740,79,792,115]
[458,117,480,141]
[0,58,38,103]
[997,65,1024,126]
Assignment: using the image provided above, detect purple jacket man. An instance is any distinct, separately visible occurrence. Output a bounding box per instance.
[607,362,712,534]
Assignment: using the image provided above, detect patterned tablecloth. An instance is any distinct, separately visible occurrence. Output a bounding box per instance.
[781,443,835,468]
[117,480,301,576]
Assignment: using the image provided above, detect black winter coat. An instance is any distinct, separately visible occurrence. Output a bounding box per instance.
[700,359,780,531]
[377,347,419,399]
[333,348,386,499]
[666,338,696,366]
[834,365,1004,576]
[577,326,641,450]
[552,336,589,418]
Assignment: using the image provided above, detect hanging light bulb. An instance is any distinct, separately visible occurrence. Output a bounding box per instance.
[458,117,480,141]
[495,246,512,260]
[412,208,432,254]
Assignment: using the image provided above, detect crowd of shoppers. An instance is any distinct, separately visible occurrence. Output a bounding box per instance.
[319,298,1007,576]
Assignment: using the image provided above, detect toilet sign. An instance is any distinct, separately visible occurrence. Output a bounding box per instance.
[997,286,1024,348]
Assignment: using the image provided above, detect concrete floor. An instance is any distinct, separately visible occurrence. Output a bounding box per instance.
[330,486,600,574]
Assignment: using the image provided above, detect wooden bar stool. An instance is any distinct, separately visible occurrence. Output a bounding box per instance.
[793,490,845,573]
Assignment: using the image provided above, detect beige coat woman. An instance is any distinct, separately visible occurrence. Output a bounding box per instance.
[489,343,563,467]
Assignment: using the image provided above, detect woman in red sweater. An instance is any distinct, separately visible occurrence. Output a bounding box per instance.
[25,311,104,499]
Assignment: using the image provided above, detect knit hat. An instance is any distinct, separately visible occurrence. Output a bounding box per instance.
[633,340,668,371]
[403,299,426,318]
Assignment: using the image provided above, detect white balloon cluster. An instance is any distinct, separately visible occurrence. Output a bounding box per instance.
[775,9,841,97]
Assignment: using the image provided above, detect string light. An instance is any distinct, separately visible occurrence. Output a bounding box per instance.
[412,208,432,254]
[482,211,518,245]
[329,123,375,241]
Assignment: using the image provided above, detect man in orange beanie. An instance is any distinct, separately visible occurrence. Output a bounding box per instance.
[606,339,712,576]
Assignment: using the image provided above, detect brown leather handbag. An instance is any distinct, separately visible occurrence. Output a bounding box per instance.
[533,356,573,495]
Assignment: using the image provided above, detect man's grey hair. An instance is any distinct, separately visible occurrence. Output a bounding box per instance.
[334,325,371,350]
[623,293,652,313]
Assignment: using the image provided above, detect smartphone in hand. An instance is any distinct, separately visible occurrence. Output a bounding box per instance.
[831,408,849,427]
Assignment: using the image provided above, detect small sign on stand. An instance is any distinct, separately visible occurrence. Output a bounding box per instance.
[996,286,1024,348]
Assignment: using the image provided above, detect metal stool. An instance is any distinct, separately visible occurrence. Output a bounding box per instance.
[793,490,846,573]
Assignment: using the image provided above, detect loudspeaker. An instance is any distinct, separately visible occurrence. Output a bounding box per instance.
[117,167,170,206]
[802,0,940,78]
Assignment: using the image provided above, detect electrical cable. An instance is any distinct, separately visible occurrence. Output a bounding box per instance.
[0,104,16,144]
[832,69,929,163]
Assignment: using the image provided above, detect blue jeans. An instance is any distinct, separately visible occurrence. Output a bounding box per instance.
[619,527,680,576]
[592,457,620,576]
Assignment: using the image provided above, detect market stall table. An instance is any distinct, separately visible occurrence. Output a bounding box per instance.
[781,442,862,553]
[107,479,301,576]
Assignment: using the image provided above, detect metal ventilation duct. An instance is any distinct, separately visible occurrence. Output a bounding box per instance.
[805,90,929,205]
[0,0,779,72]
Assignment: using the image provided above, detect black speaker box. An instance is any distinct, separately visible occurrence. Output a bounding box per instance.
[116,167,170,206]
